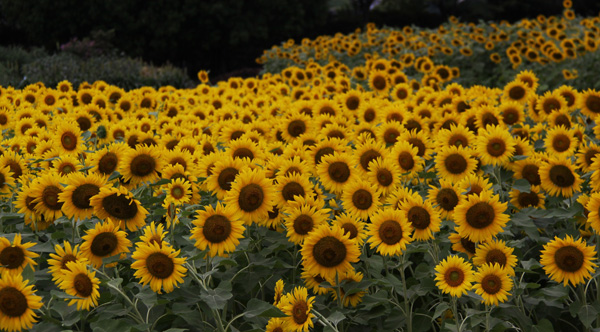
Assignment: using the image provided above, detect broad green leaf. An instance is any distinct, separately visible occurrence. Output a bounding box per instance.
[243,298,286,318]
[578,304,598,328]
[327,311,346,326]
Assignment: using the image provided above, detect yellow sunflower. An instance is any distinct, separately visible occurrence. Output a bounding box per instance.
[540,235,597,287]
[453,191,509,243]
[472,263,513,306]
[79,219,131,268]
[190,202,245,257]
[278,286,315,332]
[119,144,164,185]
[578,89,600,119]
[366,157,401,198]
[475,125,515,167]
[367,208,413,256]
[427,178,464,220]
[131,242,187,294]
[539,157,582,197]
[509,186,545,210]
[58,172,107,220]
[90,186,148,231]
[449,232,477,258]
[47,241,87,281]
[164,178,192,207]
[53,120,85,155]
[224,168,276,225]
[29,172,65,222]
[0,165,15,195]
[511,156,542,186]
[353,139,387,174]
[434,255,474,298]
[340,178,380,221]
[301,224,360,280]
[472,239,518,276]
[400,195,441,241]
[331,213,367,247]
[0,234,39,276]
[544,126,577,158]
[0,272,43,332]
[205,156,249,200]
[275,172,315,208]
[327,269,366,307]
[435,145,477,183]
[390,140,424,179]
[87,142,130,177]
[56,260,100,310]
[138,221,168,248]
[435,124,475,149]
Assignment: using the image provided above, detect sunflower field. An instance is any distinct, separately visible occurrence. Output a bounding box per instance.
[2,1,600,331]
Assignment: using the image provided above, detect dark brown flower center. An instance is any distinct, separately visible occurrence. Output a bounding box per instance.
[328,161,350,183]
[312,236,347,267]
[554,114,571,128]
[203,214,232,243]
[486,249,507,267]
[554,245,584,272]
[384,128,400,144]
[72,184,100,209]
[522,164,541,185]
[486,138,506,157]
[98,152,118,175]
[585,95,600,113]
[233,148,254,160]
[60,254,77,270]
[346,96,360,110]
[465,202,495,229]
[585,149,600,167]
[444,267,465,287]
[518,192,540,207]
[360,150,381,172]
[76,116,92,131]
[543,98,561,114]
[341,223,358,240]
[293,214,314,235]
[364,109,376,122]
[460,237,476,254]
[90,232,118,257]
[408,206,431,229]
[314,147,335,165]
[437,188,459,211]
[282,182,305,202]
[376,169,393,186]
[61,132,78,151]
[398,152,415,171]
[285,167,302,176]
[292,300,309,325]
[0,246,25,269]
[502,108,519,125]
[552,134,570,152]
[352,189,373,210]
[372,75,387,91]
[379,220,403,245]
[444,153,468,174]
[481,274,502,294]
[0,287,28,317]
[238,183,264,212]
[288,120,306,138]
[217,167,239,191]
[146,252,175,279]
[549,165,575,188]
[43,185,63,210]
[130,154,156,177]
[508,86,525,100]
[101,193,139,220]
[74,273,94,297]
[449,134,468,147]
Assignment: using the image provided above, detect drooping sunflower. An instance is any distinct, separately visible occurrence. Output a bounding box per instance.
[367,208,413,256]
[47,241,87,281]
[131,242,187,294]
[284,203,329,245]
[472,239,518,276]
[90,186,148,231]
[0,272,43,332]
[453,191,509,243]
[0,234,39,276]
[316,152,355,194]
[435,145,477,183]
[400,195,441,241]
[278,286,315,332]
[434,255,474,298]
[301,224,360,280]
[119,144,164,185]
[472,263,513,306]
[539,157,582,197]
[56,260,100,310]
[224,168,276,225]
[540,235,597,287]
[79,219,131,268]
[475,125,515,167]
[58,172,106,220]
[340,178,380,221]
[509,186,545,210]
[190,202,245,257]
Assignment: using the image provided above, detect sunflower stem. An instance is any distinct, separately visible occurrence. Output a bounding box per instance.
[485,305,491,332]
[399,254,412,332]
[450,296,461,332]
[312,308,340,332]
[335,272,343,309]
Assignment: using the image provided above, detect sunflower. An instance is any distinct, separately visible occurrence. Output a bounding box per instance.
[224,168,276,225]
[301,224,360,280]
[227,137,266,164]
[475,125,515,167]
[55,260,100,311]
[544,126,576,158]
[472,239,518,276]
[164,178,192,207]
[190,202,245,257]
[87,142,130,177]
[331,213,366,247]
[278,286,315,332]
[0,151,28,181]
[340,179,380,220]
[509,186,545,210]
[307,137,347,169]
[578,89,600,119]
[453,191,509,243]
[435,145,477,183]
[47,241,87,281]
[0,234,39,277]
[585,192,600,234]
[119,144,164,185]
[327,269,366,307]
[502,80,530,104]
[52,120,84,155]
[284,203,329,245]
[400,195,441,241]
[316,152,355,194]
[131,242,187,294]
[28,172,65,221]
[434,255,474,298]
[390,140,424,178]
[367,208,413,256]
[366,157,401,197]
[58,172,106,220]
[80,219,131,268]
[472,263,513,306]
[435,124,475,149]
[0,272,43,332]
[206,155,251,199]
[0,165,14,195]
[511,156,542,186]
[449,232,477,258]
[266,318,286,332]
[275,172,314,208]
[353,139,387,174]
[539,157,582,197]
[427,179,464,220]
[575,141,600,173]
[90,186,148,231]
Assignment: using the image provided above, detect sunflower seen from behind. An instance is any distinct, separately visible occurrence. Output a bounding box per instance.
[56,260,100,310]
[434,255,474,298]
[131,241,187,294]
[79,219,131,268]
[0,272,43,332]
[540,235,597,287]
[190,202,245,257]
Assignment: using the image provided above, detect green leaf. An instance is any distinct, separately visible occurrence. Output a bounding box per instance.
[200,281,233,310]
[21,264,35,283]
[164,329,189,332]
[243,298,286,318]
[512,178,531,193]
[432,303,450,320]
[135,287,158,308]
[327,311,346,326]
[578,304,598,328]
[532,318,554,332]
[102,254,122,265]
[51,290,84,300]
[107,278,123,288]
